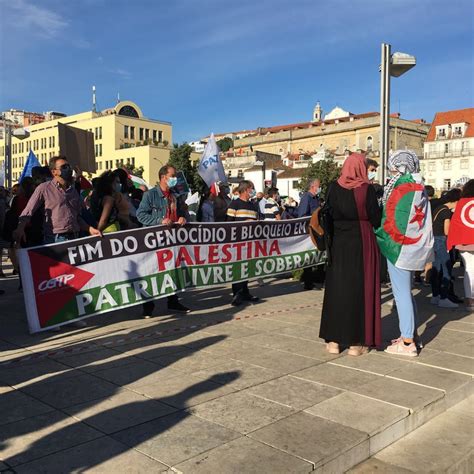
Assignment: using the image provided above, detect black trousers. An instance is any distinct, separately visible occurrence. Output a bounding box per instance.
[142,294,179,314]
[232,281,249,296]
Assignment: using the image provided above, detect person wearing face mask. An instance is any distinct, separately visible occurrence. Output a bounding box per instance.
[320,153,382,356]
[227,180,260,306]
[297,178,321,290]
[137,164,191,317]
[263,187,282,220]
[15,156,101,245]
[90,171,121,233]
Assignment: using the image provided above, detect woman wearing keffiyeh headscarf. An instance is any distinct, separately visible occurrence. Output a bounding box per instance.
[376,150,434,357]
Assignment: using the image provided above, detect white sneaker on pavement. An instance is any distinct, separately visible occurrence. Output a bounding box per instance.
[385,339,418,357]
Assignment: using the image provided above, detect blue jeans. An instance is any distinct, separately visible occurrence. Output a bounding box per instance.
[431,235,451,299]
[387,260,418,339]
[44,233,79,244]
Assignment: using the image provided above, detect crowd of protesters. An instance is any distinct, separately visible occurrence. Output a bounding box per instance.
[0,153,472,353]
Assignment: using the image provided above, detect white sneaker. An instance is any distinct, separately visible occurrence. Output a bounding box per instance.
[430,296,440,305]
[385,340,418,357]
[438,298,458,309]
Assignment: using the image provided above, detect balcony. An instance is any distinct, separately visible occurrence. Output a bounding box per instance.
[424,149,472,159]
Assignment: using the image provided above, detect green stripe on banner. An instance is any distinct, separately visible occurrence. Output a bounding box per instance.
[45,249,322,326]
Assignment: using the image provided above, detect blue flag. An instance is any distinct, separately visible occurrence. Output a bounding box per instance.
[19,150,41,183]
[197,133,227,187]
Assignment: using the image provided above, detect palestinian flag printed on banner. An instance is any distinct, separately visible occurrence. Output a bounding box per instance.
[376,173,434,271]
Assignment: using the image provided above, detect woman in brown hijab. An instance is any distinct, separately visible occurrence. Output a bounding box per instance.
[319,153,382,356]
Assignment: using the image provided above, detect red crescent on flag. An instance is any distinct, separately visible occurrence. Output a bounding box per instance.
[384,182,425,245]
[460,200,474,229]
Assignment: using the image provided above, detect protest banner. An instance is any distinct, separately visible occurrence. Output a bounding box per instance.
[18,219,324,333]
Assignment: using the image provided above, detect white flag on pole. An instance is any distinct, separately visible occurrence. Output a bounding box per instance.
[197,133,227,187]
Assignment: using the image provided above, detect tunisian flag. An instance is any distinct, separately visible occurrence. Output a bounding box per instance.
[447,198,474,250]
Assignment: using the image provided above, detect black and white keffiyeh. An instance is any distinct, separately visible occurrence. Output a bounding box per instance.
[382,150,420,204]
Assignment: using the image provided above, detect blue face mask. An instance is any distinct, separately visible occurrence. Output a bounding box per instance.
[249,189,256,198]
[168,176,178,188]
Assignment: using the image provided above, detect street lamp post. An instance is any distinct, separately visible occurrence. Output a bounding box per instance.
[1,115,30,188]
[379,43,416,185]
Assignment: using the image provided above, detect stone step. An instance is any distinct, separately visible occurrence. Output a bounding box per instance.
[348,395,474,473]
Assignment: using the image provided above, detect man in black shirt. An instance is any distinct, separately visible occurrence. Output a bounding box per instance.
[227,180,260,306]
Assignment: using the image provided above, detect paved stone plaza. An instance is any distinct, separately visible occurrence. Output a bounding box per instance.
[0,271,473,473]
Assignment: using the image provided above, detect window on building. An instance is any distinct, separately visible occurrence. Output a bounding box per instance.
[292,180,299,189]
[438,128,446,138]
[366,136,373,151]
[444,179,451,190]
[237,169,243,178]
[461,141,468,151]
[145,129,149,141]
[95,128,98,140]
[139,128,144,141]
[443,160,451,170]
[95,144,98,157]
[428,161,436,171]
[130,127,135,140]
[99,144,102,156]
[152,130,157,142]
[461,159,469,169]
[131,157,135,167]
[444,143,450,153]
[99,127,102,139]
[454,126,462,136]
[124,125,129,139]
[158,131,163,142]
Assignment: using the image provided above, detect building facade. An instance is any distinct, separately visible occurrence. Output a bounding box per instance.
[421,108,474,192]
[0,101,172,186]
[233,106,430,166]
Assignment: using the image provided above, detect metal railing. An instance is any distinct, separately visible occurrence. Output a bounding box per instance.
[424,149,472,159]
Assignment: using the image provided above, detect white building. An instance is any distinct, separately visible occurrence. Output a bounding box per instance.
[189,140,206,153]
[422,108,474,192]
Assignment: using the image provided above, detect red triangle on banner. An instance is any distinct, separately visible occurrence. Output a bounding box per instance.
[28,251,95,327]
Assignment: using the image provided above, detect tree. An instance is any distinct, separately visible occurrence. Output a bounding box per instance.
[217,137,233,153]
[126,164,144,178]
[169,143,207,195]
[298,157,341,199]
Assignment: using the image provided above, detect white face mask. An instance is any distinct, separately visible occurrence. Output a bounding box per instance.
[368,171,377,181]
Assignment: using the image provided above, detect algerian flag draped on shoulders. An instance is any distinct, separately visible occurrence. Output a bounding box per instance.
[376,173,434,271]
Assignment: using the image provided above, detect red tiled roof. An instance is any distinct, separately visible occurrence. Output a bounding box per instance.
[426,108,474,142]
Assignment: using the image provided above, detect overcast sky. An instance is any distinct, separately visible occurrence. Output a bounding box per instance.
[1,0,473,142]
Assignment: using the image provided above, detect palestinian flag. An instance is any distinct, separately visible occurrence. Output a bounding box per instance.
[126,171,150,189]
[376,173,434,271]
